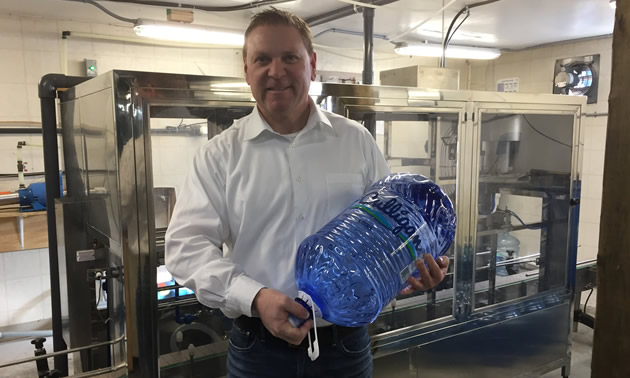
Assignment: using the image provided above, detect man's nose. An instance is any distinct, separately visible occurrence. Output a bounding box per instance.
[268,58,286,78]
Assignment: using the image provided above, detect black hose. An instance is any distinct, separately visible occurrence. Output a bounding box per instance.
[441,0,501,67]
[445,12,469,48]
[441,6,469,67]
[39,73,91,377]
[65,0,137,24]
[574,309,595,329]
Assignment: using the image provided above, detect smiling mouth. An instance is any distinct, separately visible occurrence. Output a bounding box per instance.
[266,86,291,92]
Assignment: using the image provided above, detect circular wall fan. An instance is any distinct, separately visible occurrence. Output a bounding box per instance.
[554,63,594,97]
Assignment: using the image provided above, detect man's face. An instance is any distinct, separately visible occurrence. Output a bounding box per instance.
[244,24,316,119]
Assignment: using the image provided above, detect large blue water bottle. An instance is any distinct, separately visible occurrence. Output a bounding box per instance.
[294,173,456,328]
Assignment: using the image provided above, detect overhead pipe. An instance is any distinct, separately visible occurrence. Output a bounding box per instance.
[362,7,375,85]
[313,28,388,41]
[65,0,299,27]
[101,0,296,12]
[305,0,399,27]
[362,7,377,138]
[39,73,91,377]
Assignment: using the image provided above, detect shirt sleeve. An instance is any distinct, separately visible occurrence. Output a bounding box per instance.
[165,142,265,318]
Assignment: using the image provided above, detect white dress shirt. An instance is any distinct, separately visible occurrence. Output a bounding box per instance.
[165,99,391,319]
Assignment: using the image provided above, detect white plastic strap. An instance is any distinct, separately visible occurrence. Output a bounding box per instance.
[297,291,320,361]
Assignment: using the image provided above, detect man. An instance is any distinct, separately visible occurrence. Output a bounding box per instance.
[165,7,449,377]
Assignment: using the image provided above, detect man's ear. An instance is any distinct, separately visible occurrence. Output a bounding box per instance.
[244,57,250,85]
[310,51,317,81]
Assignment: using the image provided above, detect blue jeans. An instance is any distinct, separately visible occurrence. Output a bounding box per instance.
[227,321,373,378]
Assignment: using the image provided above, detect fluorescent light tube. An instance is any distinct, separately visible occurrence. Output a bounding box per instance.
[394,42,501,60]
[134,19,244,46]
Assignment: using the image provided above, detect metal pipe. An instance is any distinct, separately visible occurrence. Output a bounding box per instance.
[475,252,542,271]
[305,0,399,27]
[70,363,128,378]
[362,7,375,85]
[0,192,19,206]
[0,330,53,339]
[0,336,126,370]
[577,258,598,266]
[0,128,46,134]
[39,73,90,377]
[313,28,388,40]
[104,0,295,12]
[360,6,377,138]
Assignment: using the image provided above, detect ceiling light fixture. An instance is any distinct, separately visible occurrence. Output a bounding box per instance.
[609,0,616,9]
[394,42,501,60]
[134,19,244,46]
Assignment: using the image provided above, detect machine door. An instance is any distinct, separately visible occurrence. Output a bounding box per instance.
[340,103,469,356]
[146,102,254,376]
[470,105,580,312]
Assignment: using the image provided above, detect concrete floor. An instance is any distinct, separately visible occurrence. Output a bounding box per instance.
[539,324,593,378]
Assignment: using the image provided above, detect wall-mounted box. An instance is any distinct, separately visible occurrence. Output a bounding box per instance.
[380,65,460,89]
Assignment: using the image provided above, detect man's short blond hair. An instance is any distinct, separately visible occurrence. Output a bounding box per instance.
[243,7,314,58]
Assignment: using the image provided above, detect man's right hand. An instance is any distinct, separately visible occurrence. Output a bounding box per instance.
[253,288,313,345]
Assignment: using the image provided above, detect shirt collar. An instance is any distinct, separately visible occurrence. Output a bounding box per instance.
[243,98,335,142]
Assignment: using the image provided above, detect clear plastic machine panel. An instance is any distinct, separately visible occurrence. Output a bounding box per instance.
[350,109,461,331]
[147,104,253,374]
[473,112,574,310]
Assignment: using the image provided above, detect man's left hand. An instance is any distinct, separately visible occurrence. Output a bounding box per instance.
[400,254,450,295]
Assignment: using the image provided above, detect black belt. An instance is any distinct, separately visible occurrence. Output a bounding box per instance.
[234,316,362,349]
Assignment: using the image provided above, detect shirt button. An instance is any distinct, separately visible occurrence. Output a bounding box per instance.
[297,215,304,221]
[291,143,296,148]
[296,176,302,183]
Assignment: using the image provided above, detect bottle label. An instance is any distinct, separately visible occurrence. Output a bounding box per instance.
[352,191,421,261]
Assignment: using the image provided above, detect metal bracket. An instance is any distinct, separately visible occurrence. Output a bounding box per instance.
[76,248,105,262]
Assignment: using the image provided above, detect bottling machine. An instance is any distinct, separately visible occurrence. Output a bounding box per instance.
[29,70,595,377]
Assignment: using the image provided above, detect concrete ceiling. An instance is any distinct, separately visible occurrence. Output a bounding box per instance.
[0,0,616,53]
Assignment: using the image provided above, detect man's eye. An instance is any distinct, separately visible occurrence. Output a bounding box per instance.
[255,57,269,63]
[284,55,299,63]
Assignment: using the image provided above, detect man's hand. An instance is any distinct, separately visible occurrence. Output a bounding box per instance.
[400,254,450,295]
[253,288,313,345]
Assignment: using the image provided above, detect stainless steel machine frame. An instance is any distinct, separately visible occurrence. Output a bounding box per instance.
[49,70,592,378]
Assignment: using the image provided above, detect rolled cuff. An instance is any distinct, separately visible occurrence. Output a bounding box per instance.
[226,275,266,318]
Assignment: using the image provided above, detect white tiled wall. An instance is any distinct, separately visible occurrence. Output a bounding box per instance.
[475,37,612,263]
[0,249,51,327]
